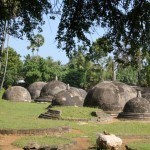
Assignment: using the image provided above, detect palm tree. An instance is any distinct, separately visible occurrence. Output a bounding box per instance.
[27,34,44,56]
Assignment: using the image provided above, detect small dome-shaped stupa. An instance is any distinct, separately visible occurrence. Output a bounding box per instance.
[84,81,137,112]
[118,91,150,120]
[35,79,67,102]
[51,85,86,106]
[2,86,31,102]
[28,81,47,100]
[52,90,74,106]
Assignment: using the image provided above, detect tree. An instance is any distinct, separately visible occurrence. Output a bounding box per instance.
[22,55,64,85]
[87,37,113,64]
[0,47,23,88]
[0,0,51,40]
[0,0,52,66]
[1,1,149,63]
[27,34,45,56]
[117,65,138,85]
[63,47,102,89]
[56,0,150,58]
[140,53,150,86]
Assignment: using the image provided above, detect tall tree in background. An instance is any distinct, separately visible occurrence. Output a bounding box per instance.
[63,47,103,89]
[22,55,64,85]
[27,34,44,56]
[140,53,150,86]
[0,47,23,88]
[87,37,113,81]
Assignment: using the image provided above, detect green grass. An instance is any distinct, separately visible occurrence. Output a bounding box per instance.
[0,98,150,148]
[0,99,71,129]
[0,88,5,99]
[12,135,71,148]
[128,140,150,150]
[51,106,100,119]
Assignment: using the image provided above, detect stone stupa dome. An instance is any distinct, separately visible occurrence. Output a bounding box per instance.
[118,91,150,120]
[2,86,31,102]
[28,81,47,100]
[84,81,137,112]
[35,79,67,102]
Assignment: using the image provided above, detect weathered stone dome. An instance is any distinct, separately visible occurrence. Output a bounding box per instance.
[84,81,137,112]
[142,93,150,102]
[35,80,67,102]
[52,90,74,106]
[123,97,150,113]
[2,86,31,102]
[70,87,87,100]
[28,82,47,100]
[118,96,150,120]
[52,87,85,106]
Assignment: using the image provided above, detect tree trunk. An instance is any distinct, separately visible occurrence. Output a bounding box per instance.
[0,34,9,90]
[112,61,117,81]
[0,21,7,71]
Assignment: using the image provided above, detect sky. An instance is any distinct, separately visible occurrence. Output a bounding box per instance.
[8,16,105,65]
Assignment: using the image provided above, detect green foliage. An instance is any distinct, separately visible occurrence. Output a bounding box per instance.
[0,0,52,41]
[88,37,112,63]
[63,49,102,89]
[27,34,44,56]
[23,55,64,85]
[117,65,138,85]
[0,47,23,88]
[23,56,43,84]
[57,1,150,58]
[140,54,150,86]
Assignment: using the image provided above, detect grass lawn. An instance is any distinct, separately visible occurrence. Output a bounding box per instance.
[51,106,100,119]
[128,140,150,150]
[13,135,72,148]
[0,94,150,148]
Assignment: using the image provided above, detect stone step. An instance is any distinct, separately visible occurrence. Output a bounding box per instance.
[48,109,61,114]
[39,115,60,120]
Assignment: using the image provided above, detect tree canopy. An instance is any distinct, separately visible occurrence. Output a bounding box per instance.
[56,0,150,57]
[0,0,149,59]
[0,0,51,39]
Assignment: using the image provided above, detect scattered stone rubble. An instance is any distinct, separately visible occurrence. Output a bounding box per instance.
[39,108,113,123]
[91,111,113,122]
[39,109,62,120]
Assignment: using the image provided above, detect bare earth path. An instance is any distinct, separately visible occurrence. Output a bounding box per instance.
[0,134,23,150]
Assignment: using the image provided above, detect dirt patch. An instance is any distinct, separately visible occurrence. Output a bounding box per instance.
[0,134,23,150]
[73,137,90,150]
[71,129,84,134]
